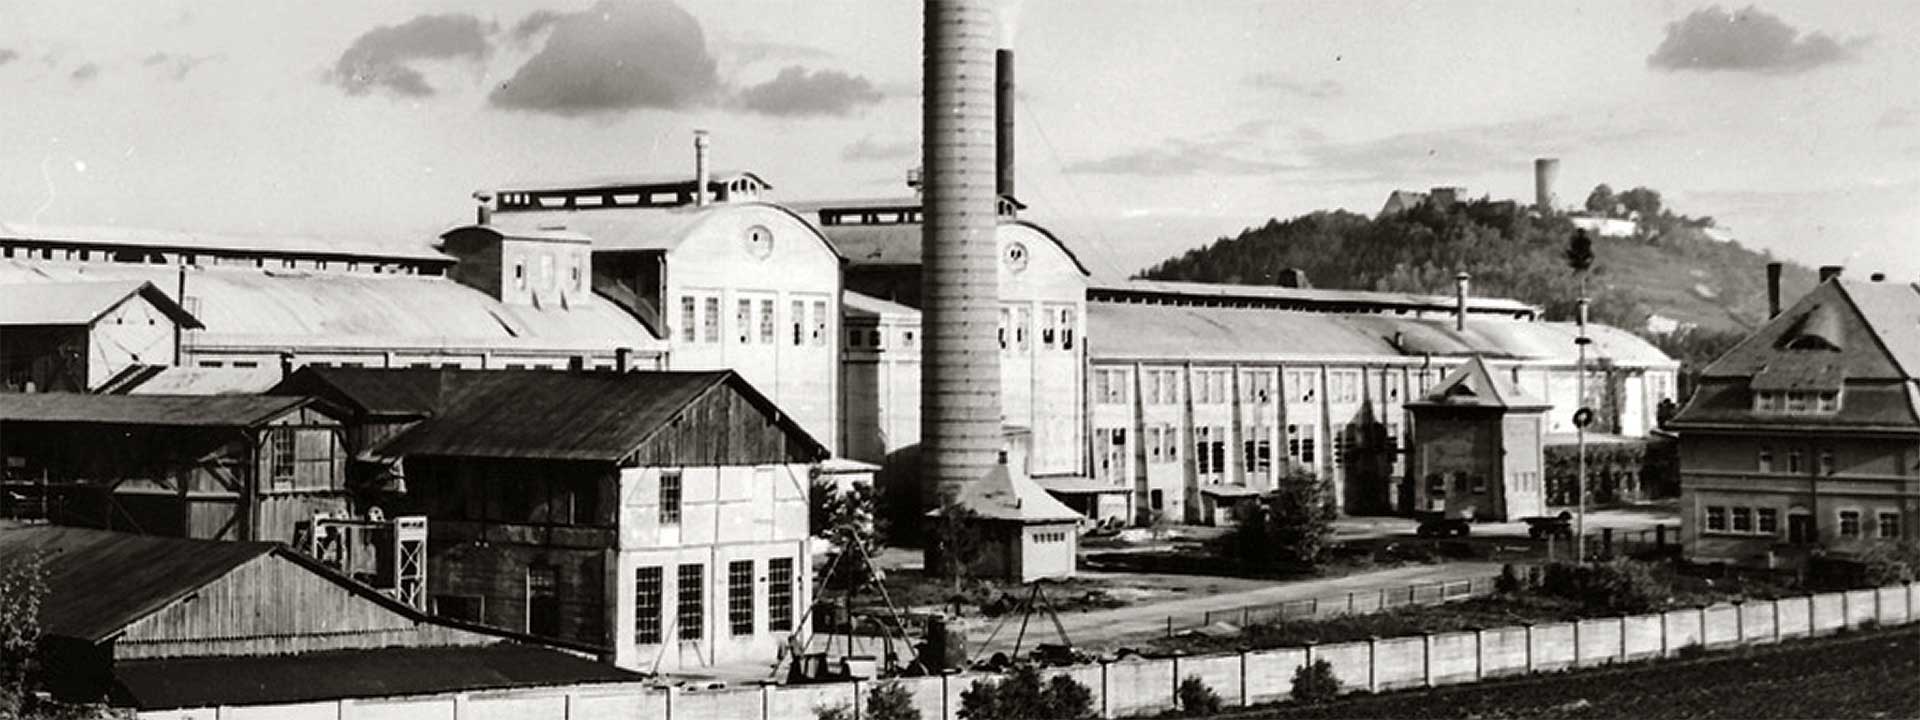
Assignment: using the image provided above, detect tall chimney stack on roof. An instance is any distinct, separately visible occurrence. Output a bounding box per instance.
[1766,262,1783,319]
[472,191,494,226]
[1534,158,1560,212]
[921,0,1002,509]
[996,49,1015,199]
[693,130,711,207]
[1454,271,1471,332]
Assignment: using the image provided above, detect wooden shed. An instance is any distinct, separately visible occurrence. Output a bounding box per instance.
[0,393,349,543]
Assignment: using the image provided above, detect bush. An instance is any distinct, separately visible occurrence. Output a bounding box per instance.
[1177,676,1223,717]
[958,665,1093,720]
[1539,560,1669,614]
[1495,563,1526,594]
[1291,658,1341,704]
[817,680,923,720]
[1217,470,1338,568]
[1858,540,1920,586]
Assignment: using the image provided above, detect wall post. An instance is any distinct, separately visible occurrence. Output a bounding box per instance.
[1733,601,1744,643]
[1365,637,1378,693]
[1100,661,1113,719]
[1238,651,1250,707]
[1771,599,1781,642]
[1842,591,1851,631]
[1523,624,1535,673]
[1473,628,1485,681]
[1421,632,1435,687]
[1659,611,1670,657]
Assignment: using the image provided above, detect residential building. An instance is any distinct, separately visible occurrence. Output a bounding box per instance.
[1670,272,1920,566]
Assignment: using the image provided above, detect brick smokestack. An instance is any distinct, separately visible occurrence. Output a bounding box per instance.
[1766,262,1783,318]
[1455,272,1471,332]
[996,48,1015,199]
[1534,158,1559,212]
[921,0,1001,508]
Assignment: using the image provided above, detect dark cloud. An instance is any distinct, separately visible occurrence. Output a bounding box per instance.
[735,66,883,117]
[1243,74,1343,99]
[143,52,216,80]
[841,135,917,163]
[490,0,721,116]
[328,13,495,97]
[0,49,18,66]
[1064,138,1297,177]
[1648,5,1868,74]
[69,63,99,84]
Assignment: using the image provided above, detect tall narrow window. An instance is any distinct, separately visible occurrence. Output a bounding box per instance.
[1014,306,1030,352]
[1731,506,1753,533]
[513,261,526,290]
[728,560,755,636]
[1838,510,1861,538]
[1818,448,1835,476]
[702,297,720,343]
[1788,449,1804,474]
[736,299,753,343]
[635,566,663,644]
[998,307,1011,351]
[1194,427,1214,476]
[680,297,697,343]
[1705,506,1727,532]
[1878,512,1902,539]
[768,558,794,632]
[269,428,296,487]
[1040,307,1058,347]
[659,471,682,526]
[1757,508,1779,535]
[1060,308,1077,350]
[527,566,559,637]
[677,564,704,640]
[758,299,776,344]
[1758,446,1773,473]
[811,300,828,346]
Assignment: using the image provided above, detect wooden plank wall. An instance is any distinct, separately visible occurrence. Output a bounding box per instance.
[630,384,815,467]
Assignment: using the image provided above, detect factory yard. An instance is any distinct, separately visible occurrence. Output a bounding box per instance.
[1240,625,1920,719]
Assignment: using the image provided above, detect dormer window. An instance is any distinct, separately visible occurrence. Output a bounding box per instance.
[1753,389,1841,415]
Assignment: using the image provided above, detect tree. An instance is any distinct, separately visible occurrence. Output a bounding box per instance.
[0,554,45,716]
[1564,229,1595,274]
[1220,469,1338,568]
[1291,658,1341,704]
[817,482,884,593]
[1617,186,1663,220]
[1584,184,1616,216]
[958,665,1094,720]
[928,500,983,593]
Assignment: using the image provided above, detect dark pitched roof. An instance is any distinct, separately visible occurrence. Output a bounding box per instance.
[0,525,276,642]
[1408,356,1550,410]
[1696,281,1904,381]
[113,644,643,710]
[0,393,314,427]
[0,280,203,329]
[323,368,829,462]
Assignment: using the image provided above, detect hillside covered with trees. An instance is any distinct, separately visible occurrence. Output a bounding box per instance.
[1136,185,1817,392]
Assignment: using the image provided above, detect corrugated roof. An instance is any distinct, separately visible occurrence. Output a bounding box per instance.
[0,525,276,642]
[843,290,917,320]
[1409,356,1549,410]
[117,366,287,396]
[488,201,840,259]
[0,280,203,328]
[113,644,641,710]
[271,366,475,418]
[366,369,829,462]
[934,463,1083,524]
[1089,278,1540,315]
[0,392,313,427]
[0,261,659,353]
[496,169,770,194]
[0,221,448,263]
[820,219,1091,275]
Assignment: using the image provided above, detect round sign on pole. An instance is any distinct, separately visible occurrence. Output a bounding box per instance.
[1573,407,1595,429]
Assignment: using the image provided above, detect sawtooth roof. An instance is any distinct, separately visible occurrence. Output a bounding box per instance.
[0,280,203,328]
[0,260,658,353]
[0,392,317,427]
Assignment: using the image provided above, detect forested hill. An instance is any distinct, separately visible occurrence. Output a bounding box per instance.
[1137,189,1816,340]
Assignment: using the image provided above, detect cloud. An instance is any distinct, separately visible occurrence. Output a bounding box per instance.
[725,39,834,65]
[1879,107,1916,129]
[1648,5,1868,74]
[143,52,216,80]
[1295,115,1671,183]
[0,49,18,66]
[509,10,564,44]
[735,66,883,117]
[328,13,495,97]
[1064,137,1297,177]
[69,63,99,84]
[1243,74,1343,99]
[490,0,720,116]
[841,135,917,163]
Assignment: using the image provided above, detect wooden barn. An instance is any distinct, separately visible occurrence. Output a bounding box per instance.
[303,367,829,674]
[0,393,350,543]
[0,524,636,712]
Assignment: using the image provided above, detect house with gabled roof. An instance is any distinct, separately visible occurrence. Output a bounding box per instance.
[0,280,202,392]
[1406,356,1551,521]
[1669,273,1920,567]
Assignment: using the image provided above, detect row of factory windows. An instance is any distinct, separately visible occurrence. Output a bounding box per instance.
[1424,469,1539,496]
[677,293,831,348]
[0,243,434,274]
[198,358,615,371]
[1094,421,1376,484]
[996,305,1080,353]
[846,326,917,351]
[1701,505,1901,541]
[509,252,586,295]
[632,558,796,644]
[1092,367,1393,407]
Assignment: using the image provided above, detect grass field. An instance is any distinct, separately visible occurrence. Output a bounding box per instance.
[1237,625,1920,719]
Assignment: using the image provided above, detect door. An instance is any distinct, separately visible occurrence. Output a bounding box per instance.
[1787,513,1815,544]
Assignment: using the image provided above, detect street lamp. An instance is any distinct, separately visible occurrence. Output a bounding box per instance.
[1575,297,1592,563]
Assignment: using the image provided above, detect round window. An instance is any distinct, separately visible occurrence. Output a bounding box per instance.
[743,225,774,259]
[1004,241,1029,272]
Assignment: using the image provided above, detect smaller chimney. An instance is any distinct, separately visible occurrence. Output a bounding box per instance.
[279,351,295,380]
[1276,268,1310,288]
[1454,272,1471,331]
[995,49,1015,199]
[1766,262,1783,319]
[693,130,711,207]
[615,347,632,373]
[472,191,494,225]
[1819,265,1843,284]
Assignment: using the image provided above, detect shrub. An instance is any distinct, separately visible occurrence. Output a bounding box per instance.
[865,680,923,720]
[1177,676,1223,717]
[1218,470,1338,568]
[1540,560,1669,614]
[1291,658,1341,704]
[1495,563,1525,594]
[958,665,1094,720]
[1858,540,1920,586]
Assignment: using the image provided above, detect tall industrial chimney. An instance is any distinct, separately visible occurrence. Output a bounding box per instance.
[1454,272,1471,331]
[693,130,711,207]
[1766,262,1783,318]
[1534,158,1560,212]
[921,0,1002,508]
[996,49,1015,199]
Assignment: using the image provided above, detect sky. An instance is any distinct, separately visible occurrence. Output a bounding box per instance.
[2,1,1916,281]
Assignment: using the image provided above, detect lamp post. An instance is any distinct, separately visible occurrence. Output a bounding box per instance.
[1575,295,1590,562]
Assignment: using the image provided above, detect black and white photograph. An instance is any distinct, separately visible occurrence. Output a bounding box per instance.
[1,1,1916,718]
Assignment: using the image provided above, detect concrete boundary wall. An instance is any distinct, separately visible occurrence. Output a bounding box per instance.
[141,584,1917,720]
